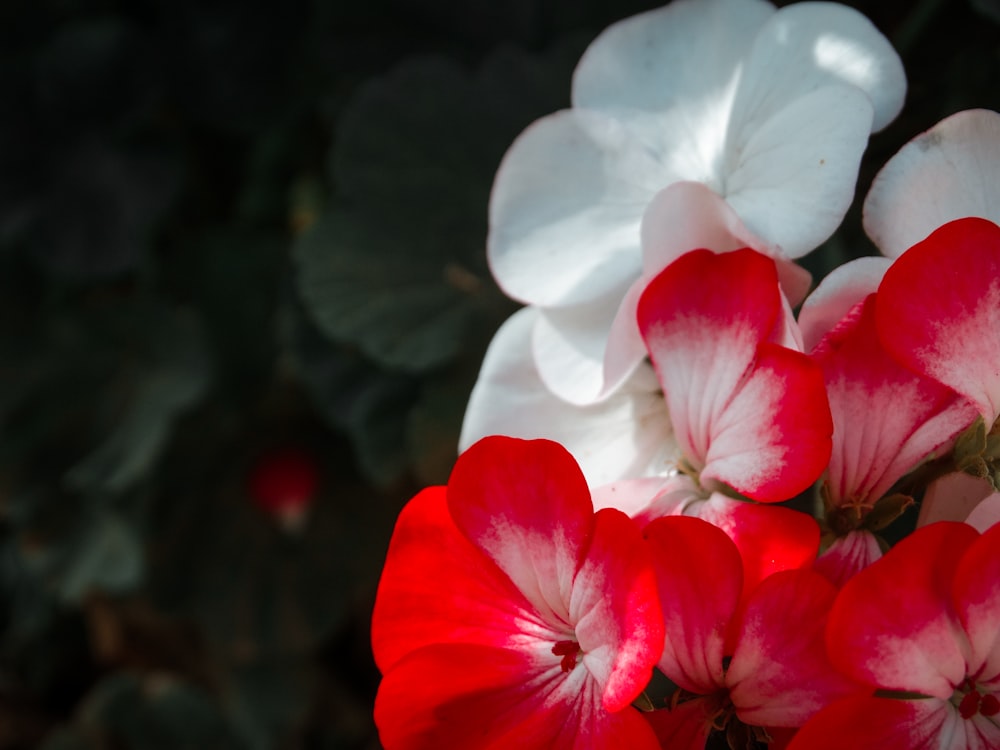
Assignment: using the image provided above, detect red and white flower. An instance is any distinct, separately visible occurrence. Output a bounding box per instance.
[371,436,664,750]
[807,293,977,585]
[643,516,856,748]
[789,522,1000,750]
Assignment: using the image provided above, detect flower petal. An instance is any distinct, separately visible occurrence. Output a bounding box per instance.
[813,529,883,588]
[726,84,874,258]
[786,694,954,750]
[645,516,742,694]
[532,288,640,405]
[640,181,813,306]
[638,248,781,466]
[864,109,1000,259]
[643,698,716,750]
[571,508,664,711]
[814,294,978,507]
[488,109,658,308]
[693,494,821,600]
[798,256,892,353]
[447,436,593,627]
[460,307,678,486]
[953,522,1000,685]
[731,1,905,133]
[375,642,661,750]
[827,522,978,698]
[876,217,1000,425]
[701,341,832,501]
[371,487,542,674]
[917,472,996,528]
[728,569,858,727]
[572,0,772,115]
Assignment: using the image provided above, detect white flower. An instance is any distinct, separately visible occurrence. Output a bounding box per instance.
[487,0,905,405]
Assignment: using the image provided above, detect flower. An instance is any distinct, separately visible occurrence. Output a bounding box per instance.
[371,436,664,750]
[636,248,831,505]
[643,516,856,748]
[863,109,1000,260]
[488,0,905,405]
[788,521,1000,750]
[807,293,977,585]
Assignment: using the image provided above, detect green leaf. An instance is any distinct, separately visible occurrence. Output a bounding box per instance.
[296,40,584,373]
[65,306,211,494]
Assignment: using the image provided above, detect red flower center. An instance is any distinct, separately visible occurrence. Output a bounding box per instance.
[551,640,581,673]
[956,678,1000,719]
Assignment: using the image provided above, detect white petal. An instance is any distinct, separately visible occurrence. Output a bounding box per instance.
[863,109,1000,258]
[917,472,996,528]
[532,286,646,406]
[488,109,663,307]
[798,255,892,352]
[572,0,773,114]
[460,307,678,486]
[732,1,905,133]
[725,84,874,258]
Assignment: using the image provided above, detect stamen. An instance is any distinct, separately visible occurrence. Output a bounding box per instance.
[959,690,981,719]
[551,640,581,672]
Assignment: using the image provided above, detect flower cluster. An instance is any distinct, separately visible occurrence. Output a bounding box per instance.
[372,1,1000,748]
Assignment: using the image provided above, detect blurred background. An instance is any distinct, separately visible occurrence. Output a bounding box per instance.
[0,0,997,747]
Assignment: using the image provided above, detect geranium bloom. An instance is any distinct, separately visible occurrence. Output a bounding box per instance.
[861,109,1000,426]
[636,248,831,506]
[642,516,857,749]
[488,0,905,404]
[585,248,828,587]
[371,436,664,750]
[788,522,1000,749]
[876,217,1000,429]
[806,293,977,585]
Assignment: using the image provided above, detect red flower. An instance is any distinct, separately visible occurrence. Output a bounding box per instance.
[643,516,856,748]
[371,436,664,749]
[789,522,1000,749]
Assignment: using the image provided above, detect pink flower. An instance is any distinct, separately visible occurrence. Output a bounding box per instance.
[788,521,1000,749]
[371,436,664,750]
[643,516,857,748]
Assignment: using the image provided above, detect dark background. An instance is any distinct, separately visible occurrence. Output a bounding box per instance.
[0,0,998,747]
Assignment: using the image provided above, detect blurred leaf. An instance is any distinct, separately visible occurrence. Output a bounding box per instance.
[29,139,180,278]
[66,306,211,494]
[296,39,584,373]
[76,673,247,750]
[970,0,1000,23]
[292,310,418,486]
[406,363,478,485]
[163,227,285,398]
[17,508,144,604]
[34,17,157,136]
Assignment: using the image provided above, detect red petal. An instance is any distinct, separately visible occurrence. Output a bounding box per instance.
[645,516,742,694]
[876,217,1000,425]
[953,522,1000,683]
[643,698,715,750]
[637,248,781,466]
[572,509,664,711]
[374,642,662,750]
[371,487,545,674]
[701,341,832,501]
[813,530,883,587]
[785,694,952,750]
[695,494,820,601]
[827,522,978,698]
[448,436,594,626]
[728,569,859,727]
[815,294,977,506]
